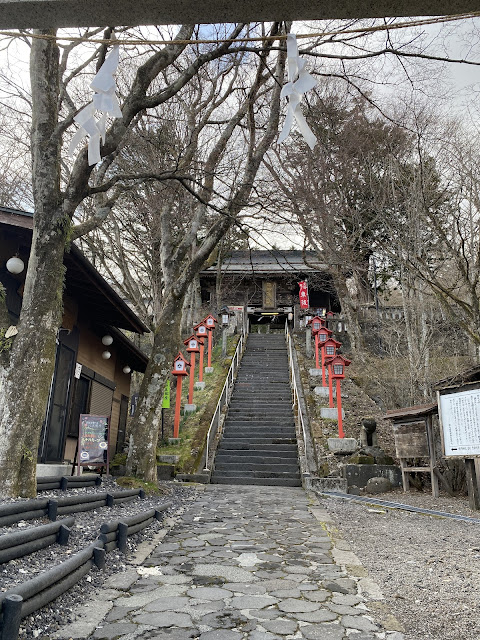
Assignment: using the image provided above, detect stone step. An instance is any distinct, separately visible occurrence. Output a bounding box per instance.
[218,438,297,447]
[214,461,299,472]
[212,468,301,479]
[214,449,298,460]
[210,476,302,487]
[223,430,296,439]
[224,418,295,425]
[226,411,293,416]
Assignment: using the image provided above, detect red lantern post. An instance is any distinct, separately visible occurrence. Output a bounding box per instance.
[324,338,342,407]
[194,322,208,383]
[203,314,218,371]
[316,326,332,386]
[171,352,189,438]
[184,335,201,406]
[309,316,326,370]
[325,353,351,438]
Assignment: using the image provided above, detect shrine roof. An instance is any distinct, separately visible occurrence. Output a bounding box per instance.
[385,403,438,420]
[434,365,480,391]
[202,250,328,275]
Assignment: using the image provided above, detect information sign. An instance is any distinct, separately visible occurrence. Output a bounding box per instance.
[438,388,480,457]
[78,414,109,469]
[162,381,170,409]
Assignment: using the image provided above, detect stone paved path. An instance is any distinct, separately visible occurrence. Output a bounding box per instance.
[81,485,404,640]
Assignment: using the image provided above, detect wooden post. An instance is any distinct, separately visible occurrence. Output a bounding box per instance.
[321,344,326,387]
[188,351,196,405]
[198,341,204,382]
[328,364,334,408]
[315,334,319,369]
[207,329,213,368]
[173,376,183,438]
[465,458,480,510]
[426,415,439,498]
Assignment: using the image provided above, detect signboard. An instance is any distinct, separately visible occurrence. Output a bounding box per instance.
[162,381,170,409]
[394,422,430,458]
[130,392,138,416]
[298,281,309,309]
[78,415,109,475]
[74,363,82,379]
[438,388,480,457]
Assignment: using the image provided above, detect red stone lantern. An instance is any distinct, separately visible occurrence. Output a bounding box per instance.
[309,315,325,334]
[194,321,208,382]
[324,353,351,438]
[184,334,201,406]
[171,352,190,438]
[324,338,342,408]
[203,314,218,369]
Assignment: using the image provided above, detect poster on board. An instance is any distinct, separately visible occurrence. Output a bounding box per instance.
[78,414,109,473]
[438,388,480,457]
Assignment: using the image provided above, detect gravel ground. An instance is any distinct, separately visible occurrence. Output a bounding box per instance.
[322,488,480,640]
[0,479,199,638]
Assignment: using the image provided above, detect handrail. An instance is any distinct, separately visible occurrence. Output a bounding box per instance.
[285,321,308,457]
[203,327,247,471]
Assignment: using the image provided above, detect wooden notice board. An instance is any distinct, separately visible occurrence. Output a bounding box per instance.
[77,414,109,475]
[438,387,480,457]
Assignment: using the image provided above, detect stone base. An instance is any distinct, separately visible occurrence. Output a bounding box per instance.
[310,476,348,493]
[175,473,210,484]
[194,381,206,390]
[36,463,72,478]
[314,386,334,398]
[321,407,345,420]
[184,404,196,413]
[157,464,175,480]
[168,437,181,445]
[309,368,323,377]
[205,367,214,374]
[343,463,402,488]
[327,437,357,454]
[157,455,179,464]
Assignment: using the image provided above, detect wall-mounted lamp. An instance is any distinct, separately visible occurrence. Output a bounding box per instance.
[102,335,113,346]
[6,257,24,274]
[101,351,111,359]
[123,365,131,374]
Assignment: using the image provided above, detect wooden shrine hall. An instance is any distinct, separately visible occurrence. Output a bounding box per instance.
[200,250,340,329]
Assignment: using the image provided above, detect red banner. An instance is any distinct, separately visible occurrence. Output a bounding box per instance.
[298,281,309,309]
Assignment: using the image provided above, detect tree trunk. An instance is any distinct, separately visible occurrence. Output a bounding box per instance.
[0,30,66,497]
[330,267,364,356]
[126,291,184,481]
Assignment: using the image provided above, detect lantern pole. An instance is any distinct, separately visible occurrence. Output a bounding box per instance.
[315,333,320,369]
[328,363,334,408]
[188,351,196,405]
[198,341,204,381]
[336,378,344,438]
[173,376,183,439]
[207,328,213,368]
[321,344,327,387]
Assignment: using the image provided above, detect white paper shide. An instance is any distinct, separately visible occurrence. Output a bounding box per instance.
[69,45,122,166]
[278,34,317,150]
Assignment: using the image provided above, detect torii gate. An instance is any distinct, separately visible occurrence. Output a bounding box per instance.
[0,1,475,29]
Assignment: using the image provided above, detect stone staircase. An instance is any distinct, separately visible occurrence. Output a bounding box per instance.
[210,333,301,486]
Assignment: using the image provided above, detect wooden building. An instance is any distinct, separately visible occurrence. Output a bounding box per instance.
[200,250,339,328]
[0,206,149,475]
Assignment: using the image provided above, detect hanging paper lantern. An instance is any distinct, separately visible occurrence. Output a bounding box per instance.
[6,257,24,274]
